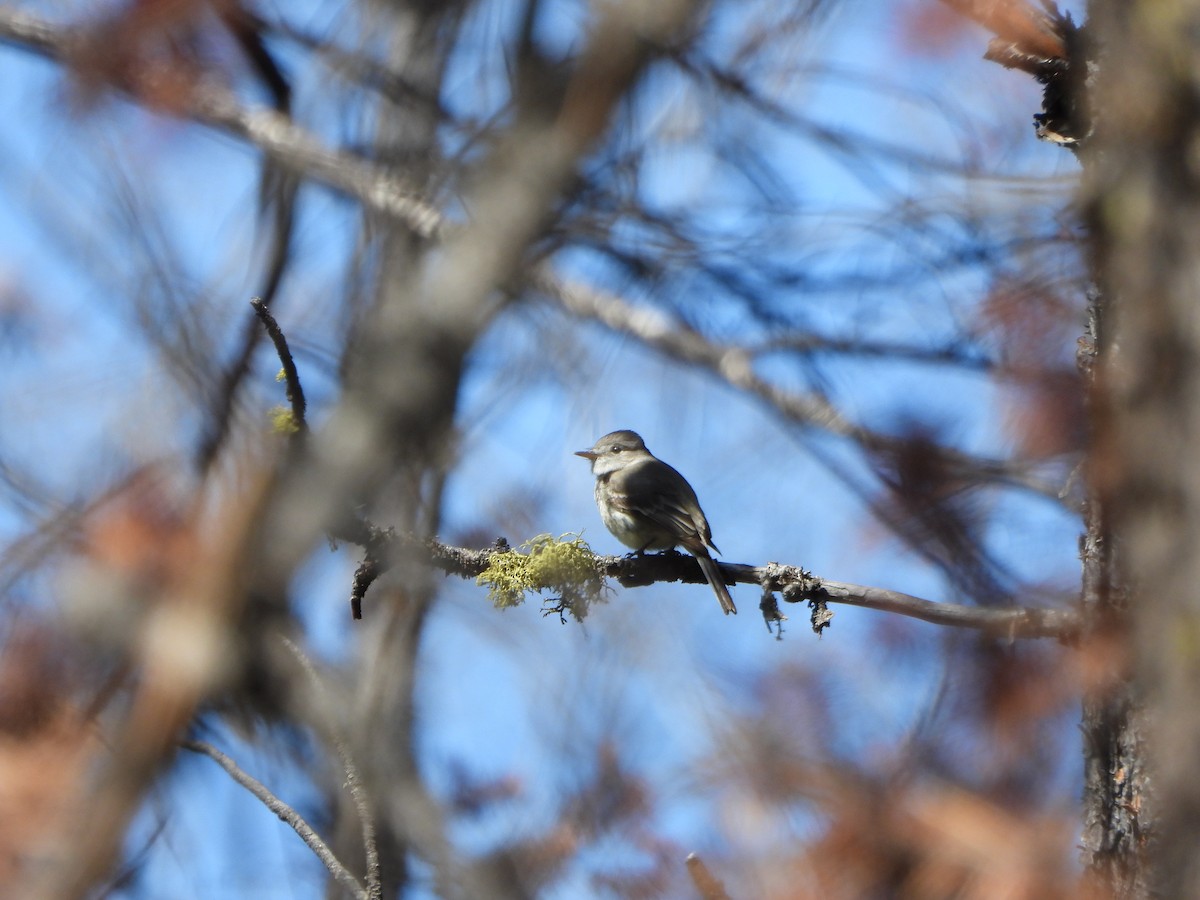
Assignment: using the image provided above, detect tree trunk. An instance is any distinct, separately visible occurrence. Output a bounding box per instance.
[1087,0,1200,895]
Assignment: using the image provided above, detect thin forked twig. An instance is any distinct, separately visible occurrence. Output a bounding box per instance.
[181,739,367,900]
[280,636,381,900]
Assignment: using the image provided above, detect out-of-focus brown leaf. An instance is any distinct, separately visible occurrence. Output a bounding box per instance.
[894,2,986,58]
[939,0,1069,65]
[565,742,651,834]
[1005,368,1084,458]
[0,625,105,891]
[79,469,197,593]
[447,763,524,818]
[978,277,1084,457]
[66,0,237,113]
[870,425,1009,604]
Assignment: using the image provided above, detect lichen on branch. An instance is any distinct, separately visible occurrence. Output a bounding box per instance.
[475,533,608,621]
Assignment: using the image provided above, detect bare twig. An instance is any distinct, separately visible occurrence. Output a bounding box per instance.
[280,637,381,900]
[193,18,297,477]
[251,297,308,434]
[749,333,995,370]
[537,271,1069,501]
[350,557,379,621]
[182,739,368,900]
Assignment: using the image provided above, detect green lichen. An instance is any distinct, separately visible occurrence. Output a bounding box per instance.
[269,406,300,434]
[476,533,607,621]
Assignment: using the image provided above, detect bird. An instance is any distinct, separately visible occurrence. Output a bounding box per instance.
[575,430,736,615]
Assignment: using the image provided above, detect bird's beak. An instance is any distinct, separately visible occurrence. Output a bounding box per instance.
[575,450,598,460]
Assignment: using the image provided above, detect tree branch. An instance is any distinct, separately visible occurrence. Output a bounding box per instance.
[938,0,1087,148]
[536,270,1070,501]
[686,852,732,900]
[251,297,308,435]
[749,333,996,371]
[367,533,1080,639]
[181,739,367,900]
[0,8,443,238]
[0,6,1077,643]
[0,8,1063,510]
[280,637,381,900]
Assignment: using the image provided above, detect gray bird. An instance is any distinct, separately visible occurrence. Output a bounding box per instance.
[576,430,736,615]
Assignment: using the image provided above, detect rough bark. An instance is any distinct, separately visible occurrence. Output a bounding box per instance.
[1079,290,1149,897]
[1087,0,1200,895]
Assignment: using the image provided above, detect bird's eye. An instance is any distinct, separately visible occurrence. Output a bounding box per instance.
[611,444,623,453]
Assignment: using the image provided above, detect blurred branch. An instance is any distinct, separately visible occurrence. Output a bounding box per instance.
[0,5,1075,639]
[187,85,443,237]
[18,477,267,900]
[672,48,1008,180]
[750,333,995,370]
[0,7,1052,507]
[280,637,381,900]
[536,271,1069,501]
[194,9,297,476]
[182,739,368,900]
[0,8,443,238]
[0,7,55,55]
[685,852,731,900]
[212,4,709,899]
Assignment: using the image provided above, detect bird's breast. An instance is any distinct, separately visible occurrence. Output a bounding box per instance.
[595,480,674,550]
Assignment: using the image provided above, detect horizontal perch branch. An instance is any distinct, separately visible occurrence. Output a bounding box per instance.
[357,531,1080,640]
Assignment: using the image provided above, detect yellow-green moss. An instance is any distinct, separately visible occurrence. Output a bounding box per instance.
[269,406,300,434]
[476,533,607,621]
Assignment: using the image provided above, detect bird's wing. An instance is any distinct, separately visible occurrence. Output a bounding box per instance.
[613,459,716,551]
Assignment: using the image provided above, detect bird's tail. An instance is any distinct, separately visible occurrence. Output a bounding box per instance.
[696,553,737,615]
